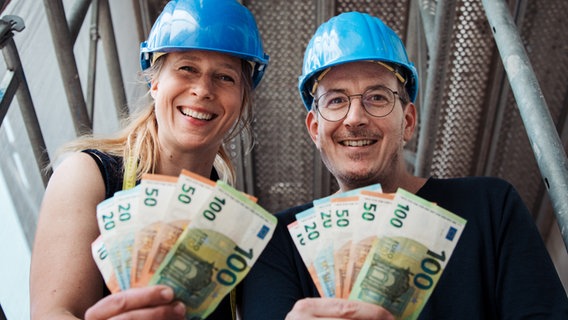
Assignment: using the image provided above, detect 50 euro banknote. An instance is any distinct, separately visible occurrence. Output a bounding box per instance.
[137,170,217,286]
[130,174,178,288]
[349,188,466,320]
[92,171,277,318]
[295,184,383,298]
[343,191,394,298]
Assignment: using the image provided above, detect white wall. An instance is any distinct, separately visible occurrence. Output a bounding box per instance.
[0,168,30,320]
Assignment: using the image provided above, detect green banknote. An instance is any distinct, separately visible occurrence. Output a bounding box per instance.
[149,180,277,319]
[349,188,466,320]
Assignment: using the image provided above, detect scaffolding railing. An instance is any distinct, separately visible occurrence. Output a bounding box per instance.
[0,15,51,186]
[480,0,568,250]
[41,0,129,135]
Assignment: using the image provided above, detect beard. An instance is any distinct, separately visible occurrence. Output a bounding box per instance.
[319,121,407,191]
[322,140,403,191]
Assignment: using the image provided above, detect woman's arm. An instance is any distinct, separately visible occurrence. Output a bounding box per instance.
[30,152,107,319]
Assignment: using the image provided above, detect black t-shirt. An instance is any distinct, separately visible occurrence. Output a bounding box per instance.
[239,176,568,319]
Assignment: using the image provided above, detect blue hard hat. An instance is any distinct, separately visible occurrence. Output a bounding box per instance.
[140,0,269,88]
[298,12,418,110]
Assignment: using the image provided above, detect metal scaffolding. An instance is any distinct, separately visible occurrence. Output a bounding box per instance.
[0,15,51,186]
[481,0,568,249]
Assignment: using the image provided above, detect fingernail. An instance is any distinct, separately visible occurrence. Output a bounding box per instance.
[161,287,174,300]
[174,302,186,316]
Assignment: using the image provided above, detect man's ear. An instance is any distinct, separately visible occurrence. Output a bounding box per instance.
[305,110,319,144]
[403,102,418,142]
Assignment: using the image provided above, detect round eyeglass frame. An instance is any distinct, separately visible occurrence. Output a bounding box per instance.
[313,85,402,122]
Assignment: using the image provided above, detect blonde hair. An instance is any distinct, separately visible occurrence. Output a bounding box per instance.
[55,54,255,186]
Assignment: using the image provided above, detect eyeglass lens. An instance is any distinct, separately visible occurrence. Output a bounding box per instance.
[316,86,397,121]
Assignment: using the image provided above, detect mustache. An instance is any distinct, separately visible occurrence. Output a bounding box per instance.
[333,128,383,140]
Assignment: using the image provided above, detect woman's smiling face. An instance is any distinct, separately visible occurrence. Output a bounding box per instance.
[150,50,244,157]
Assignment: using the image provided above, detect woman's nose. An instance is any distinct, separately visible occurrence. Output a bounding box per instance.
[190,76,214,99]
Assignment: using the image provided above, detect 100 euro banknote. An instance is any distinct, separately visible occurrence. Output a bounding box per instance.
[148,180,277,319]
[92,170,277,320]
[349,188,466,319]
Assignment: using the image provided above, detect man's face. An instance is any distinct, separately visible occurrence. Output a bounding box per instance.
[305,61,416,191]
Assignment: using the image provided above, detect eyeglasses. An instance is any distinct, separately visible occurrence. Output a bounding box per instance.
[314,85,401,122]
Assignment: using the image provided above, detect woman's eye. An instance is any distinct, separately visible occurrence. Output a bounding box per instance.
[218,74,236,83]
[180,66,198,73]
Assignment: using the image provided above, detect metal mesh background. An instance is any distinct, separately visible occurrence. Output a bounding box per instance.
[245,0,318,213]
[430,0,494,178]
[335,0,409,37]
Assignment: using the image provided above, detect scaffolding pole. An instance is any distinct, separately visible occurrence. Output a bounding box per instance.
[42,0,91,135]
[482,0,568,250]
[99,0,128,118]
[414,0,458,177]
[313,0,335,198]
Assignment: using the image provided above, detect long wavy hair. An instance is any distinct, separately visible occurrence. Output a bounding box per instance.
[54,54,255,186]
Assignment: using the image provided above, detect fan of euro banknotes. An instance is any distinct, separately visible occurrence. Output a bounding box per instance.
[91,169,277,319]
[288,184,467,320]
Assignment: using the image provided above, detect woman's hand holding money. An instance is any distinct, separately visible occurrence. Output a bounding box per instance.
[84,285,185,320]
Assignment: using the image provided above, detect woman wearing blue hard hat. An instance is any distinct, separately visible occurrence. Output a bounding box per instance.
[30,0,268,319]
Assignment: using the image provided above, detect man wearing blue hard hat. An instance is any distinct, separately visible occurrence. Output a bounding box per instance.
[30,0,267,319]
[239,11,568,319]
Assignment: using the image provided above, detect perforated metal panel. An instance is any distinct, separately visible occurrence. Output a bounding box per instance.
[336,0,409,36]
[245,0,318,212]
[429,0,494,178]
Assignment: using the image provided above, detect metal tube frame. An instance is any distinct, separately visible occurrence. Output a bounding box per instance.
[0,15,52,247]
[42,0,92,135]
[0,16,51,186]
[86,0,99,122]
[482,0,568,250]
[99,0,128,118]
[312,0,335,198]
